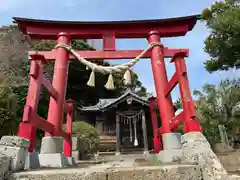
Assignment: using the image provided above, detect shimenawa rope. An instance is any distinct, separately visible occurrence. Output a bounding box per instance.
[55,42,162,90]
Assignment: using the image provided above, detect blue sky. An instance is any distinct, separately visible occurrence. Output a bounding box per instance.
[0,0,239,100]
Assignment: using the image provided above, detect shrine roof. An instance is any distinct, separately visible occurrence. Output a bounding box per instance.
[80,89,149,112]
[13,15,200,39]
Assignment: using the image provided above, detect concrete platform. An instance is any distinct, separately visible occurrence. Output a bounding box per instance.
[8,164,202,180]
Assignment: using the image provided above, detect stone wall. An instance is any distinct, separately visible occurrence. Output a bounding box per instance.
[0,136,29,179]
[0,153,11,179]
[181,132,240,180]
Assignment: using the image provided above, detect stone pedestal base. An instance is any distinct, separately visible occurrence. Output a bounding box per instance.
[181,132,227,180]
[38,136,71,168]
[158,149,182,163]
[40,136,63,154]
[0,136,29,171]
[157,133,182,163]
[72,150,80,161]
[39,153,68,168]
[162,133,182,150]
[67,157,76,166]
[71,137,79,151]
[24,152,40,169]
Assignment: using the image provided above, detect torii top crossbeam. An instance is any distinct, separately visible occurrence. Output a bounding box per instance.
[13,15,200,60]
[13,15,200,40]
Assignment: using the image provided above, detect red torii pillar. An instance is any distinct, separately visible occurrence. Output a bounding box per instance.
[148,31,175,134]
[18,56,45,152]
[148,31,184,162]
[148,96,162,153]
[38,33,72,167]
[172,53,201,132]
[45,32,71,136]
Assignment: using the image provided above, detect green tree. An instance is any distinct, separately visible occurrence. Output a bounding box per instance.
[64,121,100,157]
[202,0,240,72]
[0,85,19,137]
[174,98,182,110]
[194,78,240,145]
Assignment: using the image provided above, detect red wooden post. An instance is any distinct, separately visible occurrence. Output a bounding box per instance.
[18,55,44,152]
[46,32,71,136]
[173,53,201,132]
[148,96,161,153]
[153,136,162,153]
[64,99,74,157]
[149,97,158,136]
[148,31,175,134]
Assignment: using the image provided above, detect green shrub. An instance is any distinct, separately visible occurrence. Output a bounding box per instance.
[64,121,100,155]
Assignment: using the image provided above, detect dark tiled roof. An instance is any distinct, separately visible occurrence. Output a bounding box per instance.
[80,89,149,112]
[13,15,200,39]
[13,15,200,27]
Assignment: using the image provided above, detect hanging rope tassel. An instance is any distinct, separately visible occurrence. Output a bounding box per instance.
[87,70,95,87]
[105,73,115,90]
[123,69,132,86]
[133,119,138,146]
[129,119,133,143]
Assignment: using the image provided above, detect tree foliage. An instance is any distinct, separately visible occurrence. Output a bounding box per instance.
[65,121,100,155]
[202,0,240,72]
[0,86,19,137]
[194,78,240,145]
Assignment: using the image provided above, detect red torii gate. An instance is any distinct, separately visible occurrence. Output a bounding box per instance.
[13,15,201,157]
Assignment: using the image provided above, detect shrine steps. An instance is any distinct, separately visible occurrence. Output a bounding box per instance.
[97,148,145,156]
[98,134,147,154]
[98,134,116,152]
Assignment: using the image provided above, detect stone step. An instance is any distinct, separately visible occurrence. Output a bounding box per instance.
[98,135,116,152]
[99,134,116,139]
[99,140,116,144]
[99,139,116,142]
[8,164,203,180]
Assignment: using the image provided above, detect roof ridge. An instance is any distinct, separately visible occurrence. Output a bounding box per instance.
[80,90,149,112]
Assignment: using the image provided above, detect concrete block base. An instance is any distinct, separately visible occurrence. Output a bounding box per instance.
[38,136,74,167]
[67,157,76,166]
[24,152,40,170]
[40,136,63,154]
[156,133,182,163]
[162,133,182,150]
[72,150,80,161]
[71,137,79,151]
[39,153,68,168]
[157,149,182,163]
